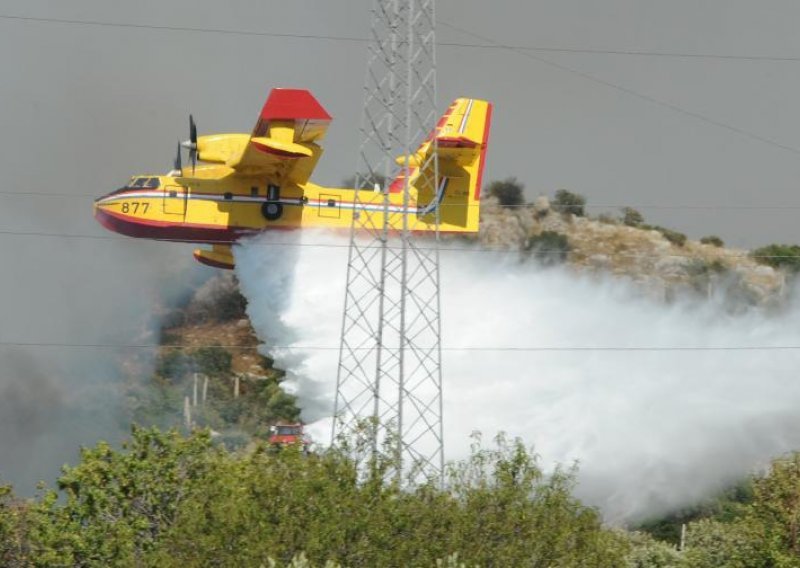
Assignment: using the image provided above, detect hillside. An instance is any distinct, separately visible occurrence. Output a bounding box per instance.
[128,190,791,442]
[124,274,298,443]
[478,194,784,306]
[7,189,800,566]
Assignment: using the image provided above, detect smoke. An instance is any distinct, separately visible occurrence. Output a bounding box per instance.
[235,229,800,522]
[0,233,205,494]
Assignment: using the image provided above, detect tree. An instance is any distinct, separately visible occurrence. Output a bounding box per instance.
[3,427,630,567]
[750,453,800,561]
[486,177,525,207]
[26,427,219,566]
[700,235,724,248]
[751,244,800,272]
[553,189,586,217]
[682,518,769,568]
[194,346,232,376]
[525,231,570,266]
[654,226,687,247]
[621,207,644,227]
[675,453,800,567]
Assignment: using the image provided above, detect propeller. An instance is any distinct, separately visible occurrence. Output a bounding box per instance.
[180,114,198,174]
[173,140,183,175]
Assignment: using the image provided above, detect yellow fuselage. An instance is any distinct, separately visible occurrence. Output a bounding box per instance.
[94,166,477,243]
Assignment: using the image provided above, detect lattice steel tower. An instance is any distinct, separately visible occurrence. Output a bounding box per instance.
[333,0,443,481]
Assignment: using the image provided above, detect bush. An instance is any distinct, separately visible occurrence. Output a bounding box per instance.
[751,244,800,272]
[647,225,687,247]
[486,177,525,207]
[156,350,192,380]
[194,346,232,376]
[3,428,629,567]
[553,189,586,217]
[182,275,248,324]
[700,235,724,247]
[621,207,644,227]
[525,231,570,266]
[625,532,682,568]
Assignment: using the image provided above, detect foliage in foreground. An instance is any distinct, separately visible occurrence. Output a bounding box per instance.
[631,453,800,568]
[0,427,627,567]
[7,430,800,566]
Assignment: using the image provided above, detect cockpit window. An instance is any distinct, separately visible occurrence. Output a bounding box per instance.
[131,177,147,188]
[146,177,160,188]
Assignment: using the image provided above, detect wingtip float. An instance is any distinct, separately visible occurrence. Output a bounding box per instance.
[94,88,493,269]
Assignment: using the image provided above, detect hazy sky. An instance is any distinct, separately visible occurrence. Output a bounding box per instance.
[3,0,800,488]
[5,1,800,245]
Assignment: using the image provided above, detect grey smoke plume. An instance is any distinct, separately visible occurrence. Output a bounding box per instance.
[0,233,205,494]
[235,229,800,522]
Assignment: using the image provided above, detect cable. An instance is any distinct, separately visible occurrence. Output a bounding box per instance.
[4,13,800,63]
[1,340,799,353]
[6,190,800,211]
[2,13,799,160]
[440,21,800,158]
[2,16,797,199]
[1,227,799,261]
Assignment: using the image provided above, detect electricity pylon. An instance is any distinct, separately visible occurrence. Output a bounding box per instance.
[333,0,443,482]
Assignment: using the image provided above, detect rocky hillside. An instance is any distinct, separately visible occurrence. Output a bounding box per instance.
[478,195,784,307]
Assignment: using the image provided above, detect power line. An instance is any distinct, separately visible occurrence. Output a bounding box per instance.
[7,190,800,211]
[2,227,799,260]
[1,13,798,157]
[441,21,800,158]
[1,340,799,353]
[4,13,800,63]
[2,15,798,193]
[0,15,800,195]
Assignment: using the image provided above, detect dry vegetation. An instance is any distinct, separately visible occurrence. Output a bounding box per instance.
[478,194,784,307]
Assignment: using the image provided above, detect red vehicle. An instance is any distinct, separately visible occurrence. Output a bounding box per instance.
[268,423,309,450]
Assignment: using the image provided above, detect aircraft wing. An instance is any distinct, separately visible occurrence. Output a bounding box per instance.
[225,89,332,184]
[193,244,235,269]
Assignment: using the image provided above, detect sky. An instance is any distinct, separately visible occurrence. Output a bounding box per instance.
[3,0,800,489]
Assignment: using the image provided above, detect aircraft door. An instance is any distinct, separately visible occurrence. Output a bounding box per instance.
[163,185,187,216]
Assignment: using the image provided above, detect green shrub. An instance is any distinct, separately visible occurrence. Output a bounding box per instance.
[621,207,645,227]
[524,231,570,266]
[486,177,525,207]
[700,235,724,247]
[625,532,682,568]
[751,244,800,272]
[686,259,728,279]
[181,275,248,324]
[194,346,232,376]
[652,226,687,247]
[552,189,586,216]
[596,213,618,225]
[6,428,629,567]
[156,350,192,380]
[210,286,248,322]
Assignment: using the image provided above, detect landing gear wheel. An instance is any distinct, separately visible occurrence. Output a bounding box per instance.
[262,201,283,221]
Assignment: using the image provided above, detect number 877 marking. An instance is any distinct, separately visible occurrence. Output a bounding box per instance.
[121,202,150,214]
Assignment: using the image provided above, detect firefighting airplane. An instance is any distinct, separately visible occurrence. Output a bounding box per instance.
[94,88,492,269]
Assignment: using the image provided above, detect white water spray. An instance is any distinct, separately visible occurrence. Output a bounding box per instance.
[235,229,800,522]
